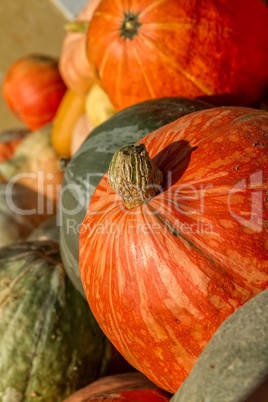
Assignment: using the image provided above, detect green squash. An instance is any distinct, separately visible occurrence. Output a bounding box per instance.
[0,240,111,402]
[171,288,268,402]
[60,97,212,296]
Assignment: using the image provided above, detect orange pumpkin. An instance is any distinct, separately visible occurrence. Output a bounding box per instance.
[80,106,268,393]
[2,54,66,130]
[86,0,268,110]
[59,0,102,93]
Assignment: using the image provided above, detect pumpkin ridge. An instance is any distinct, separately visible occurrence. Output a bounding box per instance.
[147,196,260,296]
[142,18,233,34]
[138,0,169,19]
[98,36,121,81]
[82,209,139,366]
[141,20,198,30]
[107,223,138,362]
[131,42,156,99]
[116,43,125,109]
[137,31,212,95]
[93,10,122,23]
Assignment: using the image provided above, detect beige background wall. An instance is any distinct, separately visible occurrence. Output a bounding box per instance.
[0,0,67,130]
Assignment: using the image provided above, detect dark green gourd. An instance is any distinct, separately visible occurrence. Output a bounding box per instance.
[0,241,111,401]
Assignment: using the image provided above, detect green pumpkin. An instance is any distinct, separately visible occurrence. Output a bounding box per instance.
[60,97,212,296]
[0,241,111,401]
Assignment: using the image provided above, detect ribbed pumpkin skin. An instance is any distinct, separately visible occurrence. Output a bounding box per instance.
[87,0,268,110]
[60,97,212,296]
[0,241,110,401]
[80,107,268,393]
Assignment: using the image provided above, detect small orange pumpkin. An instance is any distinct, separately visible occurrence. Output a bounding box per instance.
[59,0,102,93]
[2,54,66,130]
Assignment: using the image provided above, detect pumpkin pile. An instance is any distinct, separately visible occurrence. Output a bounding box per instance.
[0,0,268,401]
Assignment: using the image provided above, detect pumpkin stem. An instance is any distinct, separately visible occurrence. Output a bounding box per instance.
[125,20,135,31]
[64,21,89,34]
[108,143,163,209]
[120,12,142,40]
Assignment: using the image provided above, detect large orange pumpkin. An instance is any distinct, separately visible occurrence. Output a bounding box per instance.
[59,0,102,93]
[86,0,268,110]
[80,106,268,393]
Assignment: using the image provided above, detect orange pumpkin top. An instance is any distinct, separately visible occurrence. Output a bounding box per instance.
[86,0,268,109]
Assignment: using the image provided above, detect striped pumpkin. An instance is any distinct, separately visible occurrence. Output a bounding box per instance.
[80,106,268,393]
